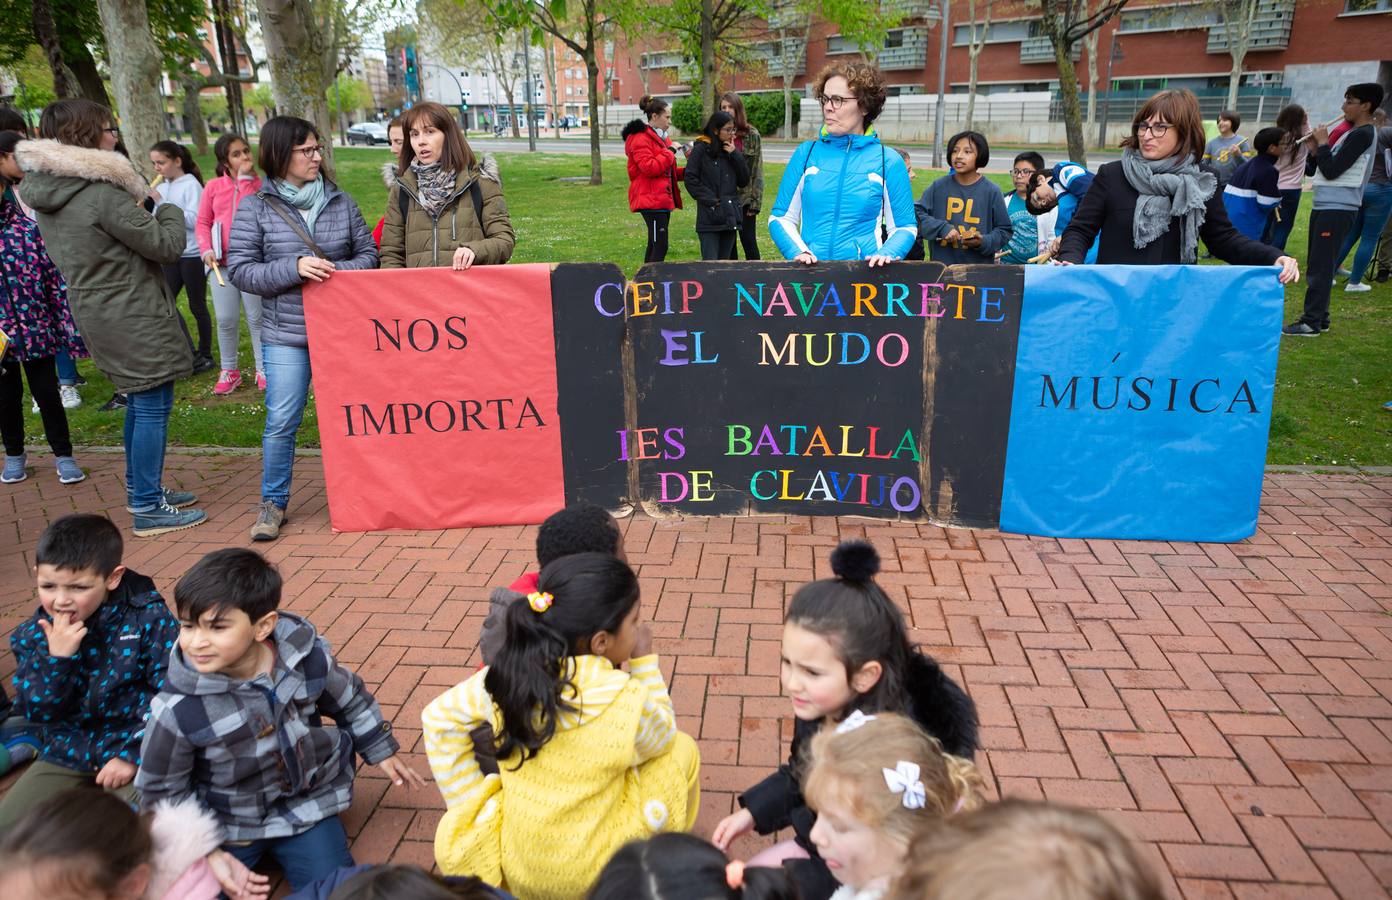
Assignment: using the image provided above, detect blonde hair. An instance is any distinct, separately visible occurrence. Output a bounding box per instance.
[890,800,1165,900]
[803,713,984,847]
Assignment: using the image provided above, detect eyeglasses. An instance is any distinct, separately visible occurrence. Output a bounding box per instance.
[296,145,326,159]
[1136,122,1173,137]
[102,127,120,136]
[817,94,851,111]
[1010,168,1037,177]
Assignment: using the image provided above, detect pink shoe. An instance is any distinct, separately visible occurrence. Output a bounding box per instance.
[213,369,242,395]
[255,371,267,391]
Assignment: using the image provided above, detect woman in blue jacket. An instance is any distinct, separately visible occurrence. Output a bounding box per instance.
[768,62,916,266]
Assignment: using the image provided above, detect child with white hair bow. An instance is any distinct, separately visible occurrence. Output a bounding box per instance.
[802,712,985,900]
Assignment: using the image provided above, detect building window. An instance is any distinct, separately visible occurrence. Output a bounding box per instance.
[1118,3,1219,33]
[1344,0,1390,9]
[952,19,1033,45]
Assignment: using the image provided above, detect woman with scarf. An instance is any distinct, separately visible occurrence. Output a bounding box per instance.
[226,116,377,542]
[379,102,514,269]
[1057,88,1299,284]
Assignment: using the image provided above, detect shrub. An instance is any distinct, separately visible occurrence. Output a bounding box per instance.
[671,95,703,135]
[671,92,801,137]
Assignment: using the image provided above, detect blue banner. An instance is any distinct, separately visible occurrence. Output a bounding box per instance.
[1000,265,1283,542]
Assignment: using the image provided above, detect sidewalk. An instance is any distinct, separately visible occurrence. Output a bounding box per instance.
[1,452,1389,897]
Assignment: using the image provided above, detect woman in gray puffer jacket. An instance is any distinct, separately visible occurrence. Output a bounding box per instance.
[226,117,377,542]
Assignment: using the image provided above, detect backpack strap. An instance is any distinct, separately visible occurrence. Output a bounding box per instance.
[262,194,328,259]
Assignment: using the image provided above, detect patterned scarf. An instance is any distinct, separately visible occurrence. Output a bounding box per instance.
[1119,147,1216,264]
[410,160,457,218]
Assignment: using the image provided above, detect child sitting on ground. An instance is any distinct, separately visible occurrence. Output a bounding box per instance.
[286,863,513,899]
[423,553,700,900]
[0,788,270,900]
[589,832,798,900]
[915,130,1012,265]
[135,548,426,891]
[889,799,1165,900]
[0,514,179,832]
[712,541,979,900]
[804,713,985,900]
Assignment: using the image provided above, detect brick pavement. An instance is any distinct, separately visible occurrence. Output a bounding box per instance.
[1,451,1389,898]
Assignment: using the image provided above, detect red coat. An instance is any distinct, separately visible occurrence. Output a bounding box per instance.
[623,119,684,212]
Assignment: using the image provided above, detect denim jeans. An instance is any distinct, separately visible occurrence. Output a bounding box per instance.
[123,382,174,511]
[262,342,312,509]
[1335,182,1392,284]
[54,352,78,386]
[1261,188,1303,252]
[224,814,354,891]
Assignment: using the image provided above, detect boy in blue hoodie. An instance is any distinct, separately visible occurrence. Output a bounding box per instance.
[0,514,178,832]
[1223,127,1286,240]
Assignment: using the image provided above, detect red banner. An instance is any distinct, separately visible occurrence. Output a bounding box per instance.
[303,265,564,532]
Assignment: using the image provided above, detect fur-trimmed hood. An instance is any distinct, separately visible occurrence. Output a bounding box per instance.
[622,118,652,140]
[14,139,149,211]
[143,798,224,900]
[381,159,399,190]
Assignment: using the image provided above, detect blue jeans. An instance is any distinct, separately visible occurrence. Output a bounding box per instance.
[224,814,354,891]
[123,382,173,511]
[1261,188,1303,252]
[1335,182,1392,284]
[54,352,78,386]
[262,342,312,509]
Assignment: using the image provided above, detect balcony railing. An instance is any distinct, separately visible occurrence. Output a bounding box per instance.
[884,0,941,22]
[878,26,929,70]
[1206,0,1295,53]
[1020,35,1079,64]
[640,51,683,70]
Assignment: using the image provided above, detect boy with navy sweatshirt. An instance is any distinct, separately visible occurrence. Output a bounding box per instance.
[1223,127,1286,241]
[1284,82,1385,337]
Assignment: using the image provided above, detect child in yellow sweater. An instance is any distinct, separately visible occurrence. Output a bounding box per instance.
[422,552,700,899]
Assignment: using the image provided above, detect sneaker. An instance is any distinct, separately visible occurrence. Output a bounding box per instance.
[55,457,86,484]
[1345,281,1371,293]
[1336,267,1351,278]
[131,502,207,537]
[213,369,242,395]
[256,371,267,391]
[124,487,197,514]
[1282,321,1320,337]
[30,396,38,414]
[192,354,216,375]
[1320,323,1331,333]
[59,384,82,408]
[250,501,287,542]
[99,393,127,411]
[2,453,26,483]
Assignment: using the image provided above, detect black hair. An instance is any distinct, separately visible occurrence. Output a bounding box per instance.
[639,95,669,119]
[1274,103,1305,135]
[1024,170,1057,216]
[258,115,320,180]
[536,503,623,568]
[35,514,123,576]
[588,833,798,900]
[329,865,496,900]
[702,111,735,145]
[946,130,990,169]
[1218,108,1241,131]
[1253,126,1286,156]
[0,107,27,136]
[485,553,640,765]
[786,540,914,716]
[213,132,251,178]
[1346,82,1386,112]
[174,547,282,623]
[150,139,203,184]
[1013,150,1045,172]
[0,790,152,895]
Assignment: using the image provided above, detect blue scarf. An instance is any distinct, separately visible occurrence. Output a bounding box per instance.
[271,176,330,234]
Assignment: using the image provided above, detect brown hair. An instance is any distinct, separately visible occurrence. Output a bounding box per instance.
[399,101,476,174]
[639,95,669,119]
[257,115,321,180]
[1121,89,1206,164]
[38,98,112,149]
[720,91,751,135]
[0,789,153,896]
[813,61,888,127]
[803,713,985,848]
[889,800,1166,900]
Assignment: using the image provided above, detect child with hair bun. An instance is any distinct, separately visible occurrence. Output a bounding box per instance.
[423,553,700,900]
[713,540,978,900]
[588,833,798,900]
[889,799,1165,900]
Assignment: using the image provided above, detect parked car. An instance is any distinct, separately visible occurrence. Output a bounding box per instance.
[346,122,390,145]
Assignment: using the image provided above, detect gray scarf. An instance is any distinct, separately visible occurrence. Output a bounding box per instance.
[410,160,457,218]
[1119,147,1216,264]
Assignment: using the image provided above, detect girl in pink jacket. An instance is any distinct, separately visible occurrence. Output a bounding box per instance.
[196,134,264,394]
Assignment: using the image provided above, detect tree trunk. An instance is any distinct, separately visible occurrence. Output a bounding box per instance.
[1085,29,1099,131]
[182,73,208,154]
[1225,0,1256,110]
[211,0,246,139]
[542,42,560,139]
[699,0,716,121]
[255,0,334,168]
[781,30,794,139]
[584,49,602,184]
[95,0,165,179]
[1047,21,1087,165]
[32,0,81,98]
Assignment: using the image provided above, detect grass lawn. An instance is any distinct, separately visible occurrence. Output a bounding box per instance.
[24,147,1392,466]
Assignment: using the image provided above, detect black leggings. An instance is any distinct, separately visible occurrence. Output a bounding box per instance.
[699,230,737,261]
[639,209,671,263]
[1,356,72,457]
[735,209,761,260]
[164,256,210,357]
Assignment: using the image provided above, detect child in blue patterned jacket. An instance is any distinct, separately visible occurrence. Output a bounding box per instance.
[0,513,179,833]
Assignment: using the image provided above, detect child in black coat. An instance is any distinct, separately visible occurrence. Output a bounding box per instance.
[684,110,750,261]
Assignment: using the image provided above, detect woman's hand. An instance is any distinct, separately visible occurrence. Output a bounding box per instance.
[712,808,755,851]
[201,250,218,267]
[296,256,336,283]
[1275,255,1300,284]
[207,850,271,900]
[793,251,816,265]
[452,246,477,271]
[866,253,898,268]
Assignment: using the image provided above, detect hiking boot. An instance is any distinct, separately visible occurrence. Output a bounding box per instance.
[131,502,207,537]
[55,457,86,484]
[59,385,82,408]
[213,369,242,395]
[2,453,26,483]
[1282,321,1320,337]
[125,487,198,514]
[250,501,287,542]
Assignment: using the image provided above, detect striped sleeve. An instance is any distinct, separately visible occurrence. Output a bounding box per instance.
[421,671,495,809]
[768,141,816,259]
[628,654,677,763]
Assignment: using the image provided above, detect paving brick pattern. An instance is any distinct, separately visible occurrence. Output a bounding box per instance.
[2,452,1390,898]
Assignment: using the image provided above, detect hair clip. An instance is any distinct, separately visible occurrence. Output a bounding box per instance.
[527,591,554,613]
[836,709,877,734]
[883,760,927,810]
[725,860,746,890]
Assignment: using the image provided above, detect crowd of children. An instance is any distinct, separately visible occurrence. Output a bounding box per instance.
[0,508,1171,899]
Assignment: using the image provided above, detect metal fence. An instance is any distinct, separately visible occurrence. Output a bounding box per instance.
[1051,87,1295,124]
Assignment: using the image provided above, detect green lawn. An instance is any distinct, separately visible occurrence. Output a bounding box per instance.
[24,147,1392,466]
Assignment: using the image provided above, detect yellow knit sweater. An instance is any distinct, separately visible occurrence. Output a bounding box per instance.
[422,654,700,899]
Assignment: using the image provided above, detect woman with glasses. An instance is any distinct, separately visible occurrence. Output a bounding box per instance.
[226,116,378,542]
[1057,89,1299,282]
[16,99,207,535]
[683,111,750,260]
[768,62,916,266]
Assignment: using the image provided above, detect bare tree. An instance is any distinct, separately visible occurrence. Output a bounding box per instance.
[1036,0,1130,165]
[1209,0,1266,109]
[964,0,995,130]
[418,0,527,138]
[95,0,165,177]
[1082,0,1099,132]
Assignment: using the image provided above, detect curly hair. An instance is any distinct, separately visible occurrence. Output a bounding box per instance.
[535,503,623,568]
[813,61,888,126]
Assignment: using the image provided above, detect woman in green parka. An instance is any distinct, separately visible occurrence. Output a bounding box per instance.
[721,92,764,260]
[379,102,515,269]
